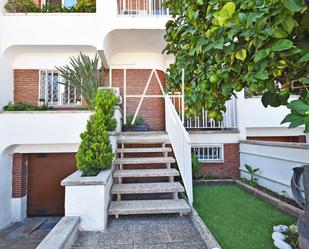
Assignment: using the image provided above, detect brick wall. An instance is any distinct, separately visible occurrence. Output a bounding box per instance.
[110,69,166,131]
[199,143,240,178]
[12,154,28,198]
[14,69,39,106]
[33,0,41,7]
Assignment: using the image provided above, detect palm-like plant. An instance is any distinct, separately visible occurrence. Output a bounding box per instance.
[56,52,103,109]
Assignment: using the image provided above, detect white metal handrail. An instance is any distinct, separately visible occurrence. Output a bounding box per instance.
[165,94,193,205]
[171,93,238,129]
[118,0,169,15]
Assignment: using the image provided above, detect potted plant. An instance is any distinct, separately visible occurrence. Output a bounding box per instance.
[123,115,149,132]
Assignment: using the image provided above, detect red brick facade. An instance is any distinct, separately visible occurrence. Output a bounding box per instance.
[14,69,39,106]
[12,154,28,198]
[199,143,240,178]
[110,69,166,131]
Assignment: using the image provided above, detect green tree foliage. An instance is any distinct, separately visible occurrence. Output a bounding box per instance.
[56,53,103,109]
[75,0,96,12]
[5,0,38,12]
[76,90,117,176]
[164,0,309,132]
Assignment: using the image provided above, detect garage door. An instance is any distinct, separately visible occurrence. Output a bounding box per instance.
[27,153,76,216]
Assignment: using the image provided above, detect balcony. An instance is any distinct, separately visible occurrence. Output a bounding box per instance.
[170,94,238,130]
[117,0,169,16]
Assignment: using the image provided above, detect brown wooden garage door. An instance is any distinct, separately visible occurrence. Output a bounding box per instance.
[27,153,76,216]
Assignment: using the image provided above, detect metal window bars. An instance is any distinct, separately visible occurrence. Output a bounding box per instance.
[118,0,169,16]
[39,70,81,106]
[192,145,224,162]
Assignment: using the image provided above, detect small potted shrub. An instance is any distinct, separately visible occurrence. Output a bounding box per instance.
[76,89,117,176]
[123,115,149,132]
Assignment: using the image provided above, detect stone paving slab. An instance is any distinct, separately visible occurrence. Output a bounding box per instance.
[0,217,60,249]
[71,214,207,249]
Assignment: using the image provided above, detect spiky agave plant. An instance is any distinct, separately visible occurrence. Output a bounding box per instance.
[56,52,103,109]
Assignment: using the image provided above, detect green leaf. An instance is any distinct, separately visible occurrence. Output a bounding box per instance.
[213,37,224,49]
[255,70,269,80]
[283,0,303,12]
[288,100,309,114]
[270,39,294,52]
[196,0,204,5]
[298,53,309,63]
[281,113,304,128]
[222,2,236,17]
[213,2,236,26]
[261,92,281,107]
[235,49,247,61]
[254,49,268,63]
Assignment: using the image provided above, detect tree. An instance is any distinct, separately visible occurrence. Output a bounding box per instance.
[164,0,309,133]
[56,52,103,109]
[76,90,117,176]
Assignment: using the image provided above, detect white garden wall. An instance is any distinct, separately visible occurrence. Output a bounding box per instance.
[240,140,309,198]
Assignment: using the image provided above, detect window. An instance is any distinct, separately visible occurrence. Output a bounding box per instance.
[192,144,224,162]
[39,70,81,106]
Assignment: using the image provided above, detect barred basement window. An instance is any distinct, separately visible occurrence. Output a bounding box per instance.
[192,144,224,162]
[39,70,81,106]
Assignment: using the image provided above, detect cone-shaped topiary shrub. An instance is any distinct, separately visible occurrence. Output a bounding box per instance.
[76,89,117,176]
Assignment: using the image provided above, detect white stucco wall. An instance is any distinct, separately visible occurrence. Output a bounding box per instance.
[244,96,305,137]
[240,141,309,198]
[0,106,122,229]
[0,111,91,228]
[62,170,113,231]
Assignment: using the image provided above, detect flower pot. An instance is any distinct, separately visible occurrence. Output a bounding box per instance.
[123,123,149,132]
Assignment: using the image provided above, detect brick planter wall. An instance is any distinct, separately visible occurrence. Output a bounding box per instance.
[14,69,39,106]
[199,143,240,178]
[12,154,28,198]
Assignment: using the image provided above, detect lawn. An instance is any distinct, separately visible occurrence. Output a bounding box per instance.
[194,185,296,249]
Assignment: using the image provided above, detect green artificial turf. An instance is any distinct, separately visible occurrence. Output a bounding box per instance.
[194,185,296,249]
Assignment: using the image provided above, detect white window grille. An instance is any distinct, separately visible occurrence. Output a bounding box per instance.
[192,144,224,162]
[39,70,81,106]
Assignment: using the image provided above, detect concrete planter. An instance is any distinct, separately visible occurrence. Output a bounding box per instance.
[61,169,113,231]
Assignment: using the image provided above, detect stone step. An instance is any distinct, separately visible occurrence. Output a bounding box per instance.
[119,131,167,136]
[109,199,191,216]
[114,168,179,178]
[114,157,175,165]
[116,147,172,154]
[117,136,170,144]
[112,182,184,195]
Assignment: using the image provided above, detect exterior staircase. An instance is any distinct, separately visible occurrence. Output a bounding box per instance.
[108,132,191,217]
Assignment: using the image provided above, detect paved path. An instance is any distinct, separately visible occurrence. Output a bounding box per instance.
[0,217,60,249]
[72,214,207,249]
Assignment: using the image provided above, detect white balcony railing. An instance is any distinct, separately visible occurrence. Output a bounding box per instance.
[118,0,169,15]
[165,94,193,205]
[170,93,238,129]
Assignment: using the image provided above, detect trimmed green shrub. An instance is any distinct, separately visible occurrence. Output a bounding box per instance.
[4,0,38,13]
[76,89,117,176]
[3,102,52,111]
[74,0,96,13]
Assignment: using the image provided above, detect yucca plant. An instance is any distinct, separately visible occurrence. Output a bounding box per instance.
[56,52,103,109]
